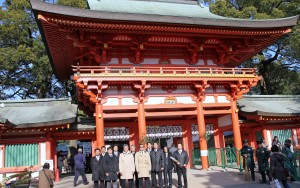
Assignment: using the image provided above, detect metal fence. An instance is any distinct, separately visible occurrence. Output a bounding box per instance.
[193,148,300,180]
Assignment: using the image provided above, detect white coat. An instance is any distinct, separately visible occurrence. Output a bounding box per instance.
[119,151,135,179]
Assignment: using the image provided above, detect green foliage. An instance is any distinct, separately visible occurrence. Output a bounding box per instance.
[56,0,88,9]
[1,168,32,188]
[206,0,300,95]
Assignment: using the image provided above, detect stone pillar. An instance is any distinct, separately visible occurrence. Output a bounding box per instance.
[95,102,105,148]
[231,99,242,149]
[182,122,194,168]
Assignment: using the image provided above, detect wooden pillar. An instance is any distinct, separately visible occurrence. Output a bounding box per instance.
[213,123,224,148]
[52,139,59,182]
[45,133,53,160]
[296,128,300,147]
[231,99,242,149]
[182,123,194,168]
[249,129,256,149]
[129,126,139,149]
[138,102,147,144]
[196,99,209,170]
[91,139,97,157]
[95,102,105,148]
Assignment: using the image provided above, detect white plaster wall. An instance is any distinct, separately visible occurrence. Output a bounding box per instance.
[145,86,167,95]
[293,129,298,146]
[107,58,118,65]
[122,98,136,105]
[170,59,186,65]
[267,131,272,149]
[203,96,215,103]
[40,143,46,167]
[176,97,195,104]
[104,98,119,106]
[102,87,118,95]
[171,87,193,94]
[145,97,165,105]
[122,58,131,64]
[218,114,232,127]
[218,96,230,103]
[196,59,205,65]
[207,59,216,65]
[143,58,160,64]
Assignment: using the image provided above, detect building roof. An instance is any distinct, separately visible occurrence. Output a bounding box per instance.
[30,0,298,28]
[238,95,300,117]
[0,98,77,128]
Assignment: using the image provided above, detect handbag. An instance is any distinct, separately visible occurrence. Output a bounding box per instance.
[43,169,54,187]
[270,179,282,188]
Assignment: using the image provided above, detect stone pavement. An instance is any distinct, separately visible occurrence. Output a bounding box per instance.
[54,167,300,188]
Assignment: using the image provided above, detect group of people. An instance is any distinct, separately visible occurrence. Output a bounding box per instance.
[241,136,296,188]
[73,142,189,188]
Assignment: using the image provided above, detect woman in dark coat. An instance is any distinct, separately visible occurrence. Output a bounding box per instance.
[103,147,119,188]
[269,145,290,188]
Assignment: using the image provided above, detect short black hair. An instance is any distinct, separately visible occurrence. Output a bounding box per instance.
[101,146,106,149]
[94,148,100,152]
[43,163,50,169]
[107,147,112,151]
[271,145,279,152]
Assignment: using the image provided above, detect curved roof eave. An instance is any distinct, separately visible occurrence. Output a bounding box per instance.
[30,0,299,29]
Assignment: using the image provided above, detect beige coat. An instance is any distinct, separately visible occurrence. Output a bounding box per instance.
[38,169,54,188]
[119,152,135,179]
[135,151,151,178]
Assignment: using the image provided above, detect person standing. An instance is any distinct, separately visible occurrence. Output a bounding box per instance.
[241,139,255,181]
[57,151,65,178]
[163,146,173,188]
[135,144,151,188]
[119,144,135,188]
[39,163,54,188]
[169,143,178,173]
[256,140,271,184]
[270,145,291,188]
[73,148,89,187]
[104,147,119,188]
[150,142,165,188]
[130,145,139,188]
[113,145,120,157]
[90,148,102,188]
[173,144,189,188]
[99,146,107,187]
[281,139,296,181]
[272,136,281,147]
[147,143,153,153]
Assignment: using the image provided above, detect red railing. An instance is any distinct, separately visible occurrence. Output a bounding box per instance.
[72,65,257,77]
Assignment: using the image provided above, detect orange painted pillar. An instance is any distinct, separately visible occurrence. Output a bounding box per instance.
[262,127,268,145]
[231,99,242,149]
[137,102,147,144]
[95,102,105,148]
[213,123,221,148]
[296,128,300,147]
[182,123,194,168]
[91,139,97,157]
[196,99,209,170]
[129,126,139,149]
[46,140,52,160]
[249,129,256,149]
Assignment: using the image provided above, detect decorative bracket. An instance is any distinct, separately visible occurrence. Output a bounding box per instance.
[133,80,151,103]
[194,81,210,102]
[96,81,108,103]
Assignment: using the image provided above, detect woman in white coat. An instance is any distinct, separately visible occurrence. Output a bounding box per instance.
[119,144,135,188]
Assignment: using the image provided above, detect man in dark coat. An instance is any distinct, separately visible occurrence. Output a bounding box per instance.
[73,148,89,187]
[241,139,255,181]
[256,140,271,184]
[163,146,173,188]
[150,142,165,188]
[281,139,296,181]
[104,147,119,188]
[173,144,189,188]
[90,148,102,188]
[99,146,107,187]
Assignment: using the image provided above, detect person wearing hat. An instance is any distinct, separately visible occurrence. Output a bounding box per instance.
[256,140,271,184]
[281,139,296,181]
[240,139,255,181]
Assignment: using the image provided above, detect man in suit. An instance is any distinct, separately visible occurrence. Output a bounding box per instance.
[163,146,173,188]
[73,148,89,187]
[99,146,107,187]
[90,148,102,188]
[113,145,120,157]
[103,147,119,188]
[150,142,165,188]
[147,142,153,153]
[173,144,189,188]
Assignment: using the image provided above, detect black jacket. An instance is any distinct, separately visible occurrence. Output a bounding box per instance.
[150,149,165,172]
[173,150,189,168]
[90,156,102,181]
[103,154,119,181]
[163,153,174,172]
